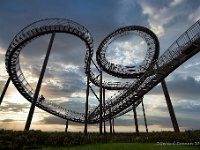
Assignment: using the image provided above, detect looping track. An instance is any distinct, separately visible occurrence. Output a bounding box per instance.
[5,18,93,123]
[5,18,200,124]
[96,25,159,79]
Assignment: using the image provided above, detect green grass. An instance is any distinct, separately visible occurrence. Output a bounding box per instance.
[34,143,200,150]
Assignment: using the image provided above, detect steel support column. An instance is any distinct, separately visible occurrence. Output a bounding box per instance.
[65,120,69,132]
[84,56,91,135]
[103,88,106,134]
[161,80,180,132]
[0,77,11,105]
[84,77,89,135]
[133,103,139,136]
[141,98,148,133]
[112,118,115,134]
[109,108,112,134]
[24,33,55,130]
[99,70,103,134]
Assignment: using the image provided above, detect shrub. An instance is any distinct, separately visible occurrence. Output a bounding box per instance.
[0,129,199,149]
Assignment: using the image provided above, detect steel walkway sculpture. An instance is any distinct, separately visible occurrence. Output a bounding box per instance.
[3,18,200,130]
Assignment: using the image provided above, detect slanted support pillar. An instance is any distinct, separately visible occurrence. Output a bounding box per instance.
[84,55,92,136]
[141,98,148,133]
[0,77,11,105]
[112,118,115,134]
[99,70,103,134]
[103,88,106,134]
[109,108,112,135]
[65,120,69,132]
[161,80,180,132]
[133,103,139,136]
[84,77,89,135]
[24,33,55,130]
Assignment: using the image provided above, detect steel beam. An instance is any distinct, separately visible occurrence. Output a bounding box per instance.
[65,120,69,132]
[99,70,103,134]
[141,98,148,133]
[112,118,115,133]
[161,80,180,132]
[84,56,91,135]
[109,108,112,134]
[24,33,55,130]
[133,103,139,136]
[103,88,106,134]
[0,77,11,105]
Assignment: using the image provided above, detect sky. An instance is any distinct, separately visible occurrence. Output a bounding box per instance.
[0,0,200,133]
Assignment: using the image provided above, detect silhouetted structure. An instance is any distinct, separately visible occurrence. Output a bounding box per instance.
[1,18,200,133]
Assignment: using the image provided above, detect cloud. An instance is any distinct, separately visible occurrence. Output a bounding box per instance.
[38,70,87,101]
[42,115,87,127]
[114,0,143,26]
[114,106,200,130]
[140,1,174,37]
[0,102,29,112]
[188,6,200,22]
[139,0,200,39]
[106,35,147,66]
[1,119,14,122]
[42,115,66,125]
[0,0,200,132]
[149,75,200,100]
[170,0,183,7]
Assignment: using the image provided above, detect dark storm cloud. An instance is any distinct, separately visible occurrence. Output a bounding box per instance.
[0,102,29,112]
[1,0,199,54]
[149,76,200,99]
[50,35,88,66]
[25,66,44,79]
[40,115,175,129]
[42,115,66,125]
[174,102,200,114]
[177,117,200,130]
[0,0,145,52]
[140,0,200,54]
[39,70,86,99]
[0,0,136,99]
[1,119,15,122]
[19,33,88,67]
[0,119,24,122]
[1,0,200,131]
[151,102,200,115]
[99,115,172,129]
[145,116,173,128]
[141,0,170,7]
[42,115,92,127]
[59,100,95,113]
[113,113,200,130]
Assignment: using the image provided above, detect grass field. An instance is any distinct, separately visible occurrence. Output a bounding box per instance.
[35,143,200,150]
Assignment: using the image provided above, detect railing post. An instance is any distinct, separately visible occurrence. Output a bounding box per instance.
[185,31,192,43]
